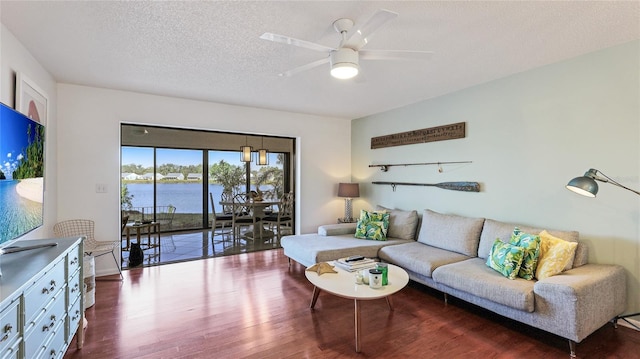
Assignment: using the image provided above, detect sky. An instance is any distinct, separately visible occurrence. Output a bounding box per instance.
[122,147,249,168]
[1,104,41,179]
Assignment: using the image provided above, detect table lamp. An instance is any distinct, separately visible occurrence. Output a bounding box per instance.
[566,168,640,330]
[338,183,360,222]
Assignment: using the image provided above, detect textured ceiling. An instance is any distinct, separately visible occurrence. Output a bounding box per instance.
[1,1,639,119]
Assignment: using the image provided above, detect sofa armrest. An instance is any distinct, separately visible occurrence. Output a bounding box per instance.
[533,263,626,342]
[318,223,357,236]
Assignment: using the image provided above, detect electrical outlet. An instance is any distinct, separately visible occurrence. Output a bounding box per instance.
[95,184,107,193]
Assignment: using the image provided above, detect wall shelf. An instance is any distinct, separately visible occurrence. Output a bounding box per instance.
[369,161,472,172]
[372,181,480,192]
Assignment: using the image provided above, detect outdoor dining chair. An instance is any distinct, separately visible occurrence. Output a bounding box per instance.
[262,192,294,242]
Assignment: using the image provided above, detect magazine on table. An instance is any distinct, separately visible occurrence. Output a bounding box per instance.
[334,256,378,272]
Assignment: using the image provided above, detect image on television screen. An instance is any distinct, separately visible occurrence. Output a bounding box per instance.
[0,103,45,246]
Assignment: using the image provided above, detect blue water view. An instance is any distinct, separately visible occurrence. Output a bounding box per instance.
[125,183,271,213]
[0,180,43,244]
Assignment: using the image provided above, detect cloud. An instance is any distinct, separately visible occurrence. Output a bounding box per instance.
[16,154,23,161]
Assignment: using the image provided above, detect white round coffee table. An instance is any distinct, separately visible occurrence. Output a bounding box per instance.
[305,262,409,352]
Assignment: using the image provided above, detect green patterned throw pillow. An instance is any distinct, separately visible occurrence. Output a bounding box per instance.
[354,210,390,241]
[510,227,541,280]
[486,239,525,280]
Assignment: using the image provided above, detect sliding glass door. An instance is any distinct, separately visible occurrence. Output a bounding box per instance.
[121,126,294,233]
[155,148,203,231]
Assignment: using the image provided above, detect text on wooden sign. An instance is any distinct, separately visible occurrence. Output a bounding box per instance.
[371,122,465,149]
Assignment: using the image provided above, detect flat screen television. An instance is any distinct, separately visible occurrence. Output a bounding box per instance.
[0,102,45,249]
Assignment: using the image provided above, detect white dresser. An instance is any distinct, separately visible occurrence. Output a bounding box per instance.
[0,237,84,359]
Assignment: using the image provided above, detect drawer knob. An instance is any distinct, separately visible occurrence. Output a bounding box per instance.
[0,324,12,342]
[42,315,56,332]
[42,279,57,294]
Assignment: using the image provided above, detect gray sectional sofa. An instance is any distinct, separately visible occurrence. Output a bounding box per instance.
[280,208,627,357]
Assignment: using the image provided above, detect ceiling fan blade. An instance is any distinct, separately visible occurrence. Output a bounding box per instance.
[360,49,434,61]
[277,57,330,77]
[343,9,398,50]
[260,33,334,53]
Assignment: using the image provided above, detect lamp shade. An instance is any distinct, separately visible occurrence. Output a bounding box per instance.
[240,145,252,162]
[566,174,598,197]
[338,183,360,198]
[256,148,268,165]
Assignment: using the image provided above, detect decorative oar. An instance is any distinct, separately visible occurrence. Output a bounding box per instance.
[372,181,480,192]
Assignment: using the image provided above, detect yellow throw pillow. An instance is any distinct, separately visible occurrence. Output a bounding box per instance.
[535,230,578,280]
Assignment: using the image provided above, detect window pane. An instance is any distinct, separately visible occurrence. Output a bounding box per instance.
[156,148,203,231]
[208,150,247,196]
[251,152,285,200]
[121,146,154,222]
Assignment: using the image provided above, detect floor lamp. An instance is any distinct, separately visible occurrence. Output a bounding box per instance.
[566,168,640,330]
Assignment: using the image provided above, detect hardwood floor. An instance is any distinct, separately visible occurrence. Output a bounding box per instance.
[65,249,640,359]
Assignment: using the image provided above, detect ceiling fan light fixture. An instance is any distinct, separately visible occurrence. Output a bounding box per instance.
[330,48,359,79]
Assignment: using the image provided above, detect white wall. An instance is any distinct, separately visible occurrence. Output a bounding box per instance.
[57,85,351,275]
[1,24,58,241]
[352,40,640,315]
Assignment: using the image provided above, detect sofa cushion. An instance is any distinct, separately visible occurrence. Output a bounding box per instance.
[433,258,536,312]
[318,223,357,236]
[379,242,470,277]
[355,210,390,240]
[510,228,541,280]
[478,219,582,269]
[535,230,578,280]
[417,209,485,257]
[486,239,525,280]
[281,233,413,267]
[376,205,420,240]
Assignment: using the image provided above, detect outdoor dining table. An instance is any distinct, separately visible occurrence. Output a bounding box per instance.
[123,222,161,250]
[219,200,279,240]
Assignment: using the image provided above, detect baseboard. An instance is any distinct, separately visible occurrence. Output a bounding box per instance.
[617,316,640,331]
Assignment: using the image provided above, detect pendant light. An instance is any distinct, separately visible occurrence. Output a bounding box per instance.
[256,137,269,166]
[240,136,252,162]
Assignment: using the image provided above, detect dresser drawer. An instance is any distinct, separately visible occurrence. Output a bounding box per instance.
[0,338,20,359]
[66,246,82,279]
[24,293,65,359]
[0,301,20,355]
[39,321,65,359]
[66,270,82,310]
[66,295,82,342]
[24,260,65,324]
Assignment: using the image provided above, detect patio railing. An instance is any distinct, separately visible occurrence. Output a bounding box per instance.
[123,205,176,230]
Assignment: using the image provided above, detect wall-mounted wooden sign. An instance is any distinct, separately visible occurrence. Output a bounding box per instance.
[371,122,465,149]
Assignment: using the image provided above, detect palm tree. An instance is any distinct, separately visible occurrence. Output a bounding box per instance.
[252,166,283,197]
[210,160,244,194]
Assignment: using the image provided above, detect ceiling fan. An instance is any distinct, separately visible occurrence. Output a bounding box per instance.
[260,9,433,80]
